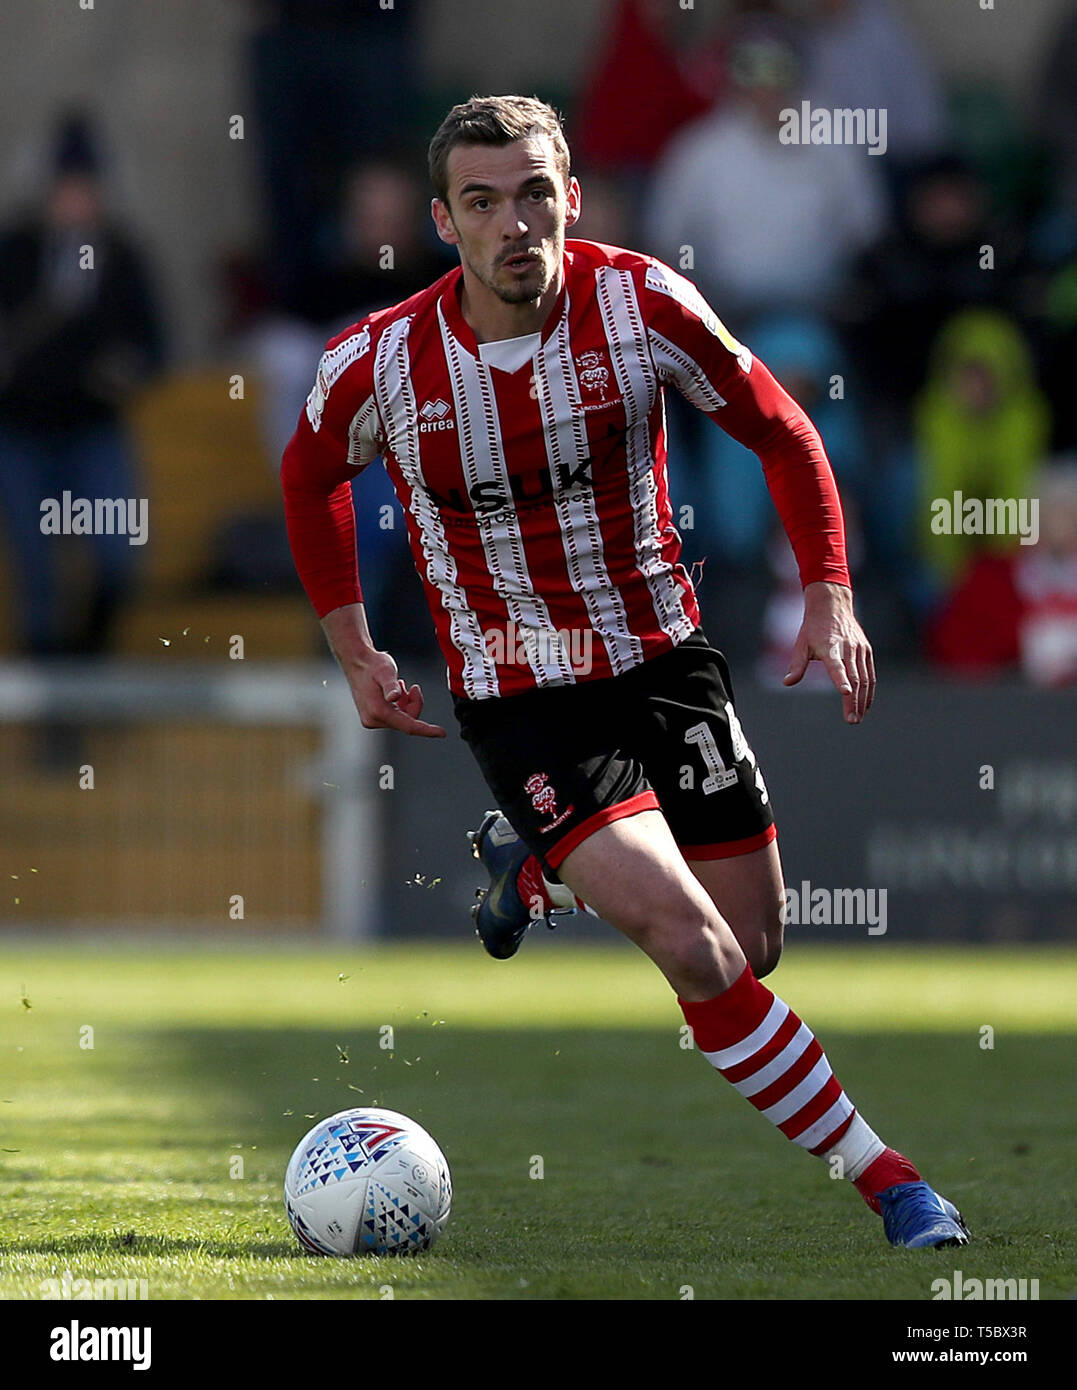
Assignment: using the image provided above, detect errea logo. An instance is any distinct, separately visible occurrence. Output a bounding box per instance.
[419,398,455,432]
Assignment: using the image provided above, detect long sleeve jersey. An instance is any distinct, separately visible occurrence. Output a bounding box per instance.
[281,239,849,699]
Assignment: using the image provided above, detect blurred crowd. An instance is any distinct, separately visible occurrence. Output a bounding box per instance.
[2,0,1076,687]
[0,114,164,658]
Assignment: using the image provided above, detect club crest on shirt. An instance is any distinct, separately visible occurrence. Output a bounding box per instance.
[575,349,611,400]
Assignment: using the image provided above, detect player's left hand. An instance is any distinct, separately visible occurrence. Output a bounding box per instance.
[783,581,875,724]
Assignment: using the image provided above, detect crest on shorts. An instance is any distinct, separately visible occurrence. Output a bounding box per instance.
[524,772,574,832]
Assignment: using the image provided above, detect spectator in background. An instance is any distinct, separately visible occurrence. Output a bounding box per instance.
[1039,256,1077,453]
[1029,10,1077,455]
[789,0,949,174]
[1037,9,1077,210]
[570,171,632,249]
[574,0,723,202]
[928,463,1077,687]
[667,312,873,661]
[299,157,450,330]
[645,21,886,323]
[842,155,1028,412]
[914,309,1049,594]
[0,112,164,657]
[248,157,447,461]
[245,157,443,650]
[678,313,866,570]
[246,0,420,316]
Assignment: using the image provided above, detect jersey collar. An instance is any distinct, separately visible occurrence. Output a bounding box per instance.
[439,257,570,361]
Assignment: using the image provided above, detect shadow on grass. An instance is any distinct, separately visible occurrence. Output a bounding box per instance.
[14,1025,1070,1179]
[124,1023,1069,1143]
[4,1026,1071,1288]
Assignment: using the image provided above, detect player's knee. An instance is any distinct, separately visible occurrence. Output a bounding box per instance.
[644,910,742,991]
[750,902,785,978]
[608,897,667,946]
[751,929,784,978]
[656,920,717,979]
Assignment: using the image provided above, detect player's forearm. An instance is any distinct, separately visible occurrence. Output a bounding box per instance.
[803,580,853,615]
[761,414,850,590]
[717,357,850,589]
[281,433,363,617]
[320,602,380,672]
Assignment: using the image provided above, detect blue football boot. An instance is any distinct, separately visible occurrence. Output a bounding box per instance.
[879,1181,971,1249]
[467,810,569,960]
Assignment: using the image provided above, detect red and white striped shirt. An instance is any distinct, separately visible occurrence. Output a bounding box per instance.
[282,239,849,699]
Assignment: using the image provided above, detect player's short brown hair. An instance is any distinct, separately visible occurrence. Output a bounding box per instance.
[428,95,571,209]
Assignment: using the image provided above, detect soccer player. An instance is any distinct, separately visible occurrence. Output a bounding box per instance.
[281,95,969,1250]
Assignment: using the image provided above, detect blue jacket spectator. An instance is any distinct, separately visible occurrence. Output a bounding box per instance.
[672,313,866,572]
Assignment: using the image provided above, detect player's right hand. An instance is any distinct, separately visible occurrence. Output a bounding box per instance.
[785,581,875,724]
[350,650,447,738]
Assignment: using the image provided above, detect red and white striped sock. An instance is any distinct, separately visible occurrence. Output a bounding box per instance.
[852,1147,923,1214]
[679,963,918,1206]
[517,854,598,918]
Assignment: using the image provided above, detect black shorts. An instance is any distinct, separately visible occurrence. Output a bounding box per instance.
[453,629,777,873]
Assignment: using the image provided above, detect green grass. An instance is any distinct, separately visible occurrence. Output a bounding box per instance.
[1,941,1074,1300]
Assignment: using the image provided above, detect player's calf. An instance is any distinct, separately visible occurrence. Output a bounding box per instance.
[687,841,786,979]
[681,965,971,1248]
[481,805,968,1249]
[554,809,750,999]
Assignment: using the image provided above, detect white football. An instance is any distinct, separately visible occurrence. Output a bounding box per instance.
[284,1107,451,1256]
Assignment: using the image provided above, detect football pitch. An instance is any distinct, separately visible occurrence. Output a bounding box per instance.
[1,939,1073,1301]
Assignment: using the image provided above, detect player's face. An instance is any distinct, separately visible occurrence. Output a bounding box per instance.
[433,135,580,306]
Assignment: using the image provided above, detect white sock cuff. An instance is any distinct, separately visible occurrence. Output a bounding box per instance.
[541,873,576,910]
[540,873,599,918]
[821,1111,886,1181]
